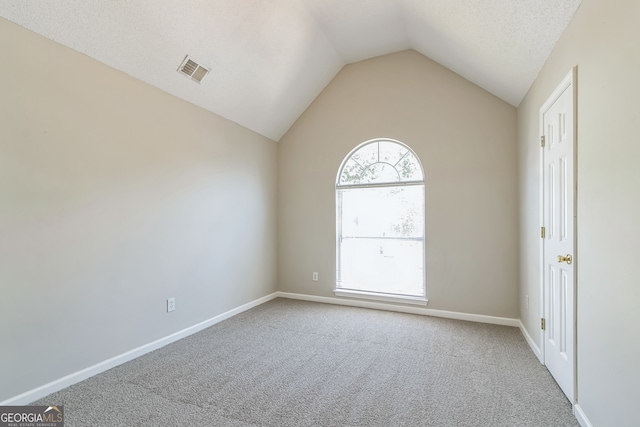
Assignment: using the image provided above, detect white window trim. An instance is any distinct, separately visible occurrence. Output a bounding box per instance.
[334,289,428,306]
[335,138,426,302]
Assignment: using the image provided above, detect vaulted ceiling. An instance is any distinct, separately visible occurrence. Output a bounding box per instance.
[0,1,582,141]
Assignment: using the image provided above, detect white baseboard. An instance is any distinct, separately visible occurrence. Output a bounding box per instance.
[518,320,543,363]
[1,292,279,406]
[276,292,520,327]
[1,291,532,405]
[574,404,593,427]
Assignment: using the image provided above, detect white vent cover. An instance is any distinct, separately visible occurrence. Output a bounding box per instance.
[177,55,210,83]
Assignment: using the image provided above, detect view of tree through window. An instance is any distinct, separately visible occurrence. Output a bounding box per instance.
[336,139,425,299]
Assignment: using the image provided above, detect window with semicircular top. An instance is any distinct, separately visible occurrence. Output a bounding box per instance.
[335,139,426,304]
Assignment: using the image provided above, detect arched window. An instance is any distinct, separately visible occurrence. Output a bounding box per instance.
[336,139,426,304]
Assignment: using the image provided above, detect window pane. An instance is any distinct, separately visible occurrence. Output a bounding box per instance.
[350,143,378,168]
[379,140,408,165]
[338,140,422,186]
[337,184,424,297]
[339,158,365,185]
[338,239,424,296]
[361,163,400,184]
[339,185,424,239]
[397,152,423,181]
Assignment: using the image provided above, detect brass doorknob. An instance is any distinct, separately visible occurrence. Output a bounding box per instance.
[557,254,573,265]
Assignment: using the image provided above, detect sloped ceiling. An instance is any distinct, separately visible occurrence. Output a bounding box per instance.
[0,0,582,141]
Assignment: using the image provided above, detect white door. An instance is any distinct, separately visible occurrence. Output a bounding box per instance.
[541,70,576,403]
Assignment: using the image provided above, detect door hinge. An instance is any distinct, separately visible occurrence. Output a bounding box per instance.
[541,318,546,330]
[541,226,545,238]
[541,135,545,147]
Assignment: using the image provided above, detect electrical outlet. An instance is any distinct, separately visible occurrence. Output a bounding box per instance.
[167,298,176,312]
[525,295,529,310]
[312,272,318,281]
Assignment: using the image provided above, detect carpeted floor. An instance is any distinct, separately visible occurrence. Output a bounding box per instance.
[34,298,579,426]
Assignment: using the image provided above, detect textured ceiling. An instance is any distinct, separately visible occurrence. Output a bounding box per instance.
[0,0,582,141]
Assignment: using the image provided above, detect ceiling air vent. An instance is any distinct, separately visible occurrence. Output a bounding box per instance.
[177,55,210,83]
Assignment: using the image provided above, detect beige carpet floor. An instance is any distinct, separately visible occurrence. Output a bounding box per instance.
[34,298,579,426]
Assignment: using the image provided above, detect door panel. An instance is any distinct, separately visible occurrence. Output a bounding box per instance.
[542,74,575,403]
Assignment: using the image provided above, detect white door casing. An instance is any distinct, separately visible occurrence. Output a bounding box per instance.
[540,68,576,404]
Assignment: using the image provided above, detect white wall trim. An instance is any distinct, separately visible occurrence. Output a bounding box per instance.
[0,292,280,406]
[277,292,519,327]
[2,291,530,405]
[574,404,593,427]
[333,289,428,306]
[519,320,543,363]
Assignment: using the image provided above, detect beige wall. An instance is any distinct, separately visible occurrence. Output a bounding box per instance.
[518,0,640,424]
[0,18,277,402]
[278,50,518,318]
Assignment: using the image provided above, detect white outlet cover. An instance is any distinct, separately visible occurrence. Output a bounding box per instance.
[167,298,176,312]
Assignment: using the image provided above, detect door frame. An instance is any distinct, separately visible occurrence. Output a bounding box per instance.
[539,67,578,403]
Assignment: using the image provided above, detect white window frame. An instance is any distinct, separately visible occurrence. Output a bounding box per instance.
[335,139,427,305]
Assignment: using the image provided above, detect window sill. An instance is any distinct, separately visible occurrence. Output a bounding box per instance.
[333,289,428,306]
